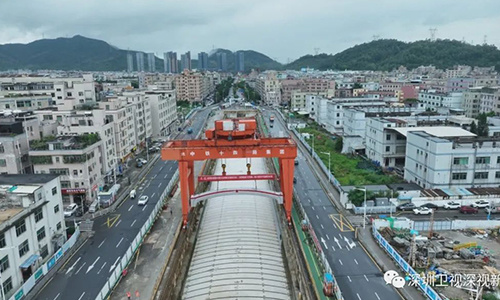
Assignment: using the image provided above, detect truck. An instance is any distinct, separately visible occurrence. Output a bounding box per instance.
[269,115,275,122]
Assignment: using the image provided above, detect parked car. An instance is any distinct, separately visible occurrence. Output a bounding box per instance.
[294,160,299,165]
[486,206,500,214]
[64,203,79,217]
[187,128,193,134]
[444,201,461,210]
[140,158,147,164]
[130,189,136,199]
[293,177,297,184]
[421,203,439,210]
[471,200,490,208]
[397,202,416,211]
[460,206,479,214]
[413,207,433,215]
[136,161,143,168]
[138,195,149,206]
[88,201,99,213]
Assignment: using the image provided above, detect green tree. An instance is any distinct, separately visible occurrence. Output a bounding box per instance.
[353,82,363,89]
[470,121,477,134]
[334,137,343,152]
[477,113,489,137]
[348,189,367,207]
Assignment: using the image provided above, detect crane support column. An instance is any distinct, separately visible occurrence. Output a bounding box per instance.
[280,158,295,223]
[178,161,192,227]
[188,161,195,201]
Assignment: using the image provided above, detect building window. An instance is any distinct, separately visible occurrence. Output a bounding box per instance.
[385,146,390,152]
[497,156,500,164]
[15,220,26,237]
[54,205,60,213]
[453,157,469,165]
[474,172,489,179]
[0,234,5,248]
[0,256,9,273]
[73,170,78,176]
[37,227,46,241]
[18,240,29,257]
[56,222,62,230]
[35,208,43,222]
[452,173,467,180]
[0,159,5,167]
[476,157,490,164]
[386,134,391,141]
[2,276,12,295]
[52,187,57,195]
[55,157,60,163]
[40,245,49,259]
[496,172,500,179]
[0,145,4,153]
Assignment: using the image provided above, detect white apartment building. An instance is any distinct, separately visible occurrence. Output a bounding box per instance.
[29,135,104,207]
[462,87,500,118]
[305,95,329,125]
[145,90,178,138]
[256,72,281,106]
[291,91,331,112]
[366,117,475,168]
[121,92,153,147]
[0,121,31,174]
[404,133,500,189]
[0,95,54,111]
[0,174,66,299]
[324,98,386,134]
[418,90,464,113]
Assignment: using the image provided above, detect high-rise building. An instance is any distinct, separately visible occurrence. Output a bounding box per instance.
[147,53,156,72]
[136,52,145,72]
[198,52,208,70]
[235,51,245,72]
[127,53,134,72]
[217,53,227,71]
[163,52,178,73]
[180,51,192,71]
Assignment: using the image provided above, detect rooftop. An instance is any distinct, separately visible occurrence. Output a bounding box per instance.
[30,134,101,151]
[389,126,475,138]
[0,174,58,185]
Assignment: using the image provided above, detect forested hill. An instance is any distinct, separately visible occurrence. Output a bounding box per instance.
[286,39,500,71]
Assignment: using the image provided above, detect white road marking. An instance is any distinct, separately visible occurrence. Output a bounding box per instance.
[152,192,156,198]
[308,199,311,203]
[338,259,343,265]
[159,166,163,171]
[354,259,359,265]
[375,292,381,300]
[98,239,106,248]
[331,245,335,251]
[326,234,330,240]
[332,223,337,229]
[86,256,100,274]
[323,206,326,210]
[142,205,147,211]
[320,224,324,229]
[364,274,369,282]
[158,183,162,188]
[116,237,124,248]
[66,257,81,274]
[97,262,107,275]
[320,237,328,250]
[164,174,168,179]
[115,220,122,227]
[109,256,121,273]
[75,262,86,275]
[78,292,86,300]
[311,206,315,210]
[131,220,137,227]
[128,205,133,211]
[347,275,352,282]
[356,293,362,300]
[316,215,319,219]
[53,293,60,300]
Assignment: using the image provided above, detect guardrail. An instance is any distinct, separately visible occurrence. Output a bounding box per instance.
[9,229,81,300]
[372,226,443,300]
[353,205,396,215]
[94,170,180,300]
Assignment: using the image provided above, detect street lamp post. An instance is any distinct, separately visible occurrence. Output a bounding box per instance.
[321,152,331,181]
[311,134,315,156]
[354,187,367,229]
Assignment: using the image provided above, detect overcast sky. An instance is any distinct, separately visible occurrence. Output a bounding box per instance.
[1,0,499,63]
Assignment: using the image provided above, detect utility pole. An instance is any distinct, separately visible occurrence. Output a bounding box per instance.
[429,28,437,41]
[313,48,320,55]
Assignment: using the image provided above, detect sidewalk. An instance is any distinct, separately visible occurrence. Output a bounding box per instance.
[110,194,181,300]
[357,226,426,300]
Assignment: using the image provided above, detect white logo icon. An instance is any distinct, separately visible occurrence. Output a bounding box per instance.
[384,270,406,288]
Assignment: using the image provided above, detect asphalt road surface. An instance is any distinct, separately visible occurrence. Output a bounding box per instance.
[37,108,211,300]
[262,109,401,300]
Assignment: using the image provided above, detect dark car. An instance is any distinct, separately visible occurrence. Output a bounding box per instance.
[421,203,439,210]
[294,160,299,166]
[136,161,143,168]
[397,202,416,211]
[460,206,478,214]
[187,128,193,134]
[293,177,297,184]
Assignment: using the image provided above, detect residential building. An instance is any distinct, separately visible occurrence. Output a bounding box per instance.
[235,51,245,72]
[139,73,175,89]
[405,133,500,189]
[163,52,178,73]
[174,70,211,103]
[280,79,306,105]
[217,53,227,72]
[136,53,145,72]
[463,87,500,118]
[255,72,281,106]
[305,95,329,125]
[29,134,104,207]
[0,120,31,174]
[445,77,474,92]
[127,53,134,73]
[180,51,192,71]
[0,95,54,111]
[198,52,208,70]
[147,53,156,72]
[0,174,66,299]
[292,90,331,112]
[366,117,475,168]
[418,90,464,113]
[145,90,178,138]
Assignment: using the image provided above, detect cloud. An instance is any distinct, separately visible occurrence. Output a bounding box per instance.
[0,0,499,63]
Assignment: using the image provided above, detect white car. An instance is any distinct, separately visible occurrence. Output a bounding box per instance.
[471,200,490,208]
[138,195,149,206]
[64,203,79,217]
[413,207,433,215]
[444,201,461,209]
[140,158,147,164]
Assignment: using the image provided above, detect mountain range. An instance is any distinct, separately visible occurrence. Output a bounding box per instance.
[0,35,499,72]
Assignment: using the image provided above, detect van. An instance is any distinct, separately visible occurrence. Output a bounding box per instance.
[89,200,99,213]
[130,189,136,199]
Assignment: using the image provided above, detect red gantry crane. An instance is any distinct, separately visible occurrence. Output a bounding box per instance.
[161,118,297,227]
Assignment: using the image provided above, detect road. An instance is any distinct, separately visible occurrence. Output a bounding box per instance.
[37,108,211,300]
[262,110,401,300]
[401,208,494,221]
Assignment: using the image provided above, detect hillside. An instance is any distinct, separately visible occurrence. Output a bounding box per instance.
[286,39,500,71]
[0,35,281,72]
